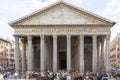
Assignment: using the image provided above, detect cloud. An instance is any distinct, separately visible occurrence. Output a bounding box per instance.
[66,0,83,6]
[0,0,84,39]
[101,0,120,16]
[98,0,120,41]
[1,0,117,41]
[0,0,57,40]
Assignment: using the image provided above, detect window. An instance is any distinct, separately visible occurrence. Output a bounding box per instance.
[118,48,119,51]
[117,54,119,58]
[4,53,6,56]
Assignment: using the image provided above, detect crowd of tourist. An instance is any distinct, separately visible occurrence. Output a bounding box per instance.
[0,69,120,80]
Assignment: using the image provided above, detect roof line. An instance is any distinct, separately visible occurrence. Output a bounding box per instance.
[9,0,116,26]
[9,0,60,26]
[62,1,115,24]
[0,38,11,44]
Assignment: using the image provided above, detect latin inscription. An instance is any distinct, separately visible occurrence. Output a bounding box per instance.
[14,27,110,35]
[31,28,93,33]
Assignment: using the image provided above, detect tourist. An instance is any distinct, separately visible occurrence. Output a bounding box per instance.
[66,72,71,80]
[0,72,3,79]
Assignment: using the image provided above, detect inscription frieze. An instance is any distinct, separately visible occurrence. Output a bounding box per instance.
[14,27,110,35]
[31,28,93,33]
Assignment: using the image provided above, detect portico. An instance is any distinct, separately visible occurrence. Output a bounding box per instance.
[9,1,115,73]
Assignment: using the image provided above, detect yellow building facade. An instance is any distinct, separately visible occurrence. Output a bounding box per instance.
[110,33,120,68]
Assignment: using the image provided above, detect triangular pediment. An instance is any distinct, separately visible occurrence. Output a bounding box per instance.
[9,1,115,26]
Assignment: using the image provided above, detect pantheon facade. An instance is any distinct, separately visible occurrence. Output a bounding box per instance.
[9,1,115,72]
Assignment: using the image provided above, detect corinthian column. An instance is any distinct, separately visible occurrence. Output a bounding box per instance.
[98,41,101,71]
[92,35,97,72]
[53,35,57,72]
[101,38,105,69]
[67,35,71,71]
[79,35,84,73]
[14,35,20,72]
[27,36,33,71]
[40,35,45,72]
[21,39,26,72]
[106,35,110,72]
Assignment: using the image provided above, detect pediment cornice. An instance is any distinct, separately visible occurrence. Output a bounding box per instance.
[12,24,112,29]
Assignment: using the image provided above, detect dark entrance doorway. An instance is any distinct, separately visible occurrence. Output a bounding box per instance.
[84,36,92,72]
[59,52,66,70]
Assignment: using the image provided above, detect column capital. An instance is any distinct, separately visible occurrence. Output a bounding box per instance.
[79,35,84,39]
[53,35,57,39]
[14,35,19,38]
[92,35,97,37]
[106,35,110,40]
[21,38,26,43]
[14,35,19,37]
[40,35,44,39]
[14,35,19,39]
[67,35,71,38]
[28,36,32,40]
[92,35,97,39]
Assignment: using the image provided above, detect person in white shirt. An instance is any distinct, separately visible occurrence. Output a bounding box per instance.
[66,72,71,80]
[0,72,4,79]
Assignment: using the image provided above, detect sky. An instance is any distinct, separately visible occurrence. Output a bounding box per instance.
[0,0,120,41]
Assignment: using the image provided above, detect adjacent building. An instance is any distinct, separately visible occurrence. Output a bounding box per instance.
[110,33,120,68]
[9,40,15,67]
[9,1,115,72]
[0,38,15,67]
